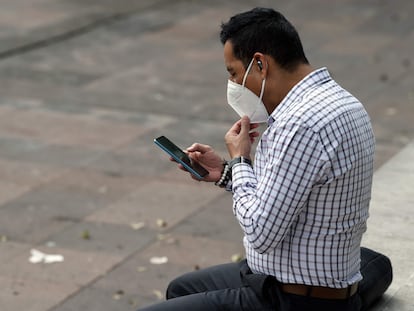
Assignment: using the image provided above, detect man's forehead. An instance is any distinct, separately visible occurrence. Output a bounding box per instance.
[224,41,243,69]
[224,41,235,59]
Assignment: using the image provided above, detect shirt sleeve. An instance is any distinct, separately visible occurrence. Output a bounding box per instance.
[231,122,327,254]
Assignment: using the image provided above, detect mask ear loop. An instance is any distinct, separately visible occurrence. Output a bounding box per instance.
[258,78,266,101]
[242,58,255,87]
[252,78,267,120]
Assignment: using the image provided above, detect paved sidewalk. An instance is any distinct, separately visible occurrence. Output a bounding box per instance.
[0,0,413,310]
[363,141,414,311]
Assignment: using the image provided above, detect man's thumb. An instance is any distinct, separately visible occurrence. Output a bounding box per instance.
[240,116,251,134]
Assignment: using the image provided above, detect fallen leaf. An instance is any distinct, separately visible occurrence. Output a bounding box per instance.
[112,290,124,300]
[29,249,64,264]
[130,222,145,230]
[44,254,64,264]
[29,249,44,264]
[128,298,138,306]
[137,266,148,272]
[153,290,163,300]
[150,256,168,265]
[156,219,168,228]
[81,230,91,240]
[231,253,243,263]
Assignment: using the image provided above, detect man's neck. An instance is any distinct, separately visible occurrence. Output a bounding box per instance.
[267,63,314,113]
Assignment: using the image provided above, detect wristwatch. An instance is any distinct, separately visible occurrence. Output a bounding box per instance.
[228,156,252,169]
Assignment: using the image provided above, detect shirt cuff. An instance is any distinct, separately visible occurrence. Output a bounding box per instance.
[231,163,256,190]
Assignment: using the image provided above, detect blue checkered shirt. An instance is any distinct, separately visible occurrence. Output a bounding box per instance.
[231,68,375,288]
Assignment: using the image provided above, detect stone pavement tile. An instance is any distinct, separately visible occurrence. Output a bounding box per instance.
[83,117,229,180]
[0,181,31,207]
[60,257,191,311]
[0,169,129,243]
[0,1,72,33]
[0,158,65,186]
[362,142,414,310]
[362,238,414,301]
[0,275,78,311]
[46,168,146,204]
[48,231,245,310]
[132,234,245,307]
[85,180,221,231]
[0,0,174,53]
[372,281,414,311]
[0,106,149,148]
[138,234,245,275]
[0,240,29,263]
[88,108,177,131]
[74,8,234,122]
[319,36,399,96]
[172,192,244,243]
[357,1,414,36]
[0,1,225,82]
[48,222,155,257]
[0,245,123,287]
[1,32,137,81]
[0,136,102,168]
[81,126,177,178]
[321,31,394,58]
[0,63,101,87]
[297,17,362,55]
[83,146,164,178]
[0,243,126,311]
[47,286,147,311]
[364,75,414,168]
[0,205,71,245]
[365,73,414,133]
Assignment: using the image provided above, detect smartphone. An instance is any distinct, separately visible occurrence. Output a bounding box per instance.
[154,135,209,179]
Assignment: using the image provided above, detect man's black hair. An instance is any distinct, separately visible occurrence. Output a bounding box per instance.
[220,7,309,71]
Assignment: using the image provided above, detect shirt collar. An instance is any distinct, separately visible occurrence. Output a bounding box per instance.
[269,67,331,124]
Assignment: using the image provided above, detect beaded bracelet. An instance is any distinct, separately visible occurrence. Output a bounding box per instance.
[215,161,231,188]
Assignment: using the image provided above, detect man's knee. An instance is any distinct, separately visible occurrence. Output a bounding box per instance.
[359,247,393,310]
[166,276,183,299]
[360,247,393,285]
[166,273,196,299]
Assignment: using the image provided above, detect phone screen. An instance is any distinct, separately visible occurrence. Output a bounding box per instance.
[154,136,209,179]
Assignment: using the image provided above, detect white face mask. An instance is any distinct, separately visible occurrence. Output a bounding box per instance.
[227,58,268,123]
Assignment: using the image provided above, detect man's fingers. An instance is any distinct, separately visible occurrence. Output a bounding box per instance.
[249,131,260,138]
[227,119,242,135]
[186,143,211,153]
[239,116,251,135]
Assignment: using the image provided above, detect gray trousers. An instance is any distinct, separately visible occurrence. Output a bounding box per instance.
[138,247,392,311]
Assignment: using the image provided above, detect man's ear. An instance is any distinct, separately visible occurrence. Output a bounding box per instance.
[253,53,268,79]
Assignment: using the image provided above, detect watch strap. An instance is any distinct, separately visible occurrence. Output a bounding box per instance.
[228,156,252,168]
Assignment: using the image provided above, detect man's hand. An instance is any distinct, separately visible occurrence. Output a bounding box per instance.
[225,116,260,159]
[172,143,224,182]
